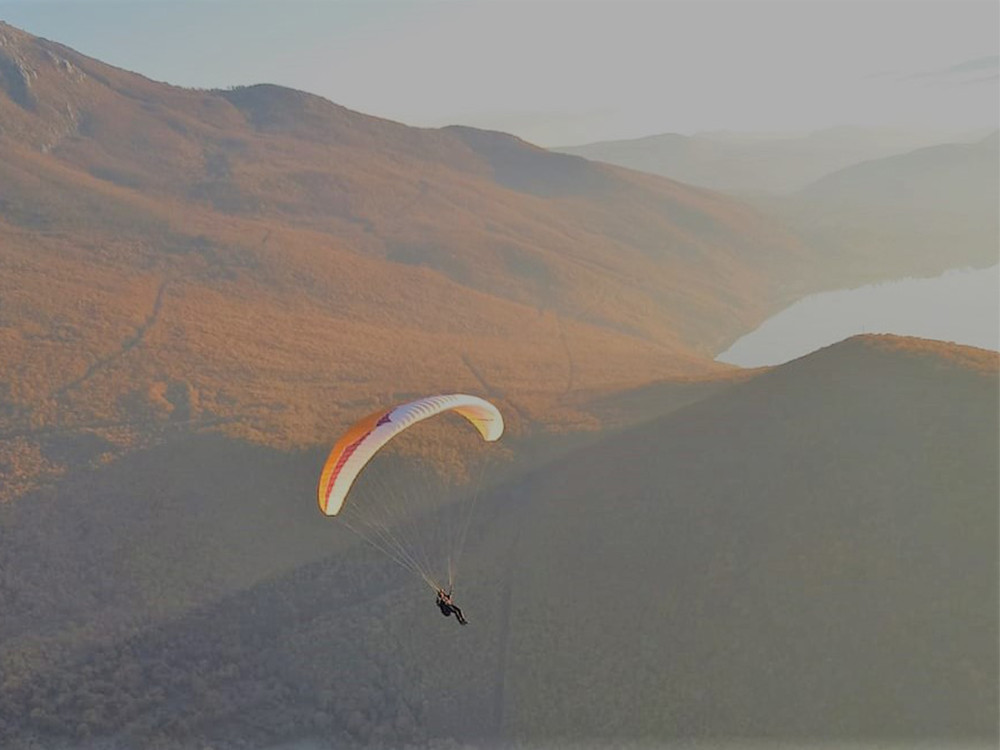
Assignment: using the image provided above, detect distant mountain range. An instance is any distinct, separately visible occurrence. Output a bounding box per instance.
[554,126,992,194]
[766,132,1000,284]
[559,126,999,285]
[2,335,995,748]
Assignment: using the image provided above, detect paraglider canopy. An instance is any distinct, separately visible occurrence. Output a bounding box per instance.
[317,393,504,517]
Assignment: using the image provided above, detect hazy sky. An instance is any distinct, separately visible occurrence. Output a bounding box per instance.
[0,0,996,145]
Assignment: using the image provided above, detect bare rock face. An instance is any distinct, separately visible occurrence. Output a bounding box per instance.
[0,24,38,111]
[0,22,92,149]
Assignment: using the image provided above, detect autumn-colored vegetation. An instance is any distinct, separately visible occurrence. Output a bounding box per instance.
[0,21,810,501]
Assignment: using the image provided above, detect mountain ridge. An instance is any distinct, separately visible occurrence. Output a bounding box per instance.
[553,125,990,194]
[0,21,816,502]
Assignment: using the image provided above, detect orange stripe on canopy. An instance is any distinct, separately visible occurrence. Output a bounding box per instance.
[316,408,389,515]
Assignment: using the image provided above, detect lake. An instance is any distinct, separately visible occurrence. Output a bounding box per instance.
[718,265,1000,367]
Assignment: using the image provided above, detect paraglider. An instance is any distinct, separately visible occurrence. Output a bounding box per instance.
[317,394,503,624]
[435,588,468,625]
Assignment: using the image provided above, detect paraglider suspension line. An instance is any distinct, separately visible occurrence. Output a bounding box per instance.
[449,455,488,591]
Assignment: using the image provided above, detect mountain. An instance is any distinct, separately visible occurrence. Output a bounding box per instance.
[554,127,988,195]
[2,335,995,748]
[0,21,812,502]
[2,21,995,749]
[763,132,1000,284]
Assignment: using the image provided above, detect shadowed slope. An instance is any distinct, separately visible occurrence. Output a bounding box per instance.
[3,336,994,748]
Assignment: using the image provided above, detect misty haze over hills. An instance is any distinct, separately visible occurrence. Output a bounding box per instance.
[554,127,994,195]
[560,127,999,288]
[765,131,999,286]
[0,15,997,750]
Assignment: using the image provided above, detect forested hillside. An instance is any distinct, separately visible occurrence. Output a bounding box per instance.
[0,21,811,504]
[3,336,995,748]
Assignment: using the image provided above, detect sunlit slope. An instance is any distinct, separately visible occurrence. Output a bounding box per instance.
[5,335,995,748]
[0,21,810,499]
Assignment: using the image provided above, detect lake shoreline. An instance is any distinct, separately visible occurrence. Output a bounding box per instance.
[718,265,1000,367]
